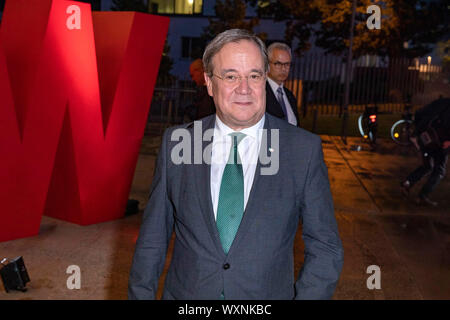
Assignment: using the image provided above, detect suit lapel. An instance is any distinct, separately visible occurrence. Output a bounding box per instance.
[193,115,227,257]
[267,82,299,125]
[226,115,274,256]
[266,82,285,118]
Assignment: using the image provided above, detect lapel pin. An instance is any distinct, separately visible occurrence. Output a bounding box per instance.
[269,147,274,153]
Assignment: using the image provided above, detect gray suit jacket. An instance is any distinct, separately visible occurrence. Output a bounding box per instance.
[128,113,343,300]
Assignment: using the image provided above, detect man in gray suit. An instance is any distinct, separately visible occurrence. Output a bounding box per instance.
[128,29,343,300]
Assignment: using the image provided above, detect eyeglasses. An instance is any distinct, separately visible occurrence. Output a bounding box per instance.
[270,61,291,69]
[212,72,266,86]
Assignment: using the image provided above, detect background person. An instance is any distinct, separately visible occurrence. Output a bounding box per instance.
[265,42,300,127]
[401,97,450,206]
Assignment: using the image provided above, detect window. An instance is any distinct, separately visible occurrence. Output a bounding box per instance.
[149,0,203,15]
[182,37,206,59]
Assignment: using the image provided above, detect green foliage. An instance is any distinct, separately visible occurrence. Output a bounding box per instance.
[436,40,450,71]
[202,0,266,44]
[250,0,449,58]
[250,0,320,54]
[157,39,176,86]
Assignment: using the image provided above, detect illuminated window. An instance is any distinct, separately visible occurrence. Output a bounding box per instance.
[150,0,203,15]
[150,0,173,14]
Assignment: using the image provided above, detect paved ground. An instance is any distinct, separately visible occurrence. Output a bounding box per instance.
[1,133,449,300]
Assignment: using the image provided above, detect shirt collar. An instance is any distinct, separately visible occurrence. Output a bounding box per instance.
[214,114,265,141]
[267,77,284,94]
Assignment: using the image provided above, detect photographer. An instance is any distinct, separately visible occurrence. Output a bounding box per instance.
[401,97,450,206]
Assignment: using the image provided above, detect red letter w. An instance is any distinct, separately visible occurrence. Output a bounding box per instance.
[0,0,169,241]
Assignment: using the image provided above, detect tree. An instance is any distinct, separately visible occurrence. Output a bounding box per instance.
[251,0,449,58]
[437,40,450,66]
[436,39,450,74]
[312,0,399,57]
[374,0,448,58]
[157,38,175,85]
[248,0,320,54]
[202,0,266,44]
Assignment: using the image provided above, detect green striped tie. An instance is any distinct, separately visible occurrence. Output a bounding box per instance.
[216,132,246,255]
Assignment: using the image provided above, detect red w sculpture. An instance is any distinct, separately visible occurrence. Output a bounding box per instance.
[0,0,169,242]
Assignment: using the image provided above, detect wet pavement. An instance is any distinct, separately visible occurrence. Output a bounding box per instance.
[0,134,449,300]
[328,137,450,299]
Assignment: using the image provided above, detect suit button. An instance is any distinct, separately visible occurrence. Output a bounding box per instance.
[223,263,230,270]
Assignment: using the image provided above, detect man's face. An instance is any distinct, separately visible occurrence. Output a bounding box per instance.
[268,48,291,85]
[204,40,266,130]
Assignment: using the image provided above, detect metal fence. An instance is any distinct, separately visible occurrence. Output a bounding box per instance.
[285,54,449,117]
[145,77,196,135]
[146,55,449,135]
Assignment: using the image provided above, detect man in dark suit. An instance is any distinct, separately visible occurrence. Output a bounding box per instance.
[128,29,343,300]
[265,42,300,126]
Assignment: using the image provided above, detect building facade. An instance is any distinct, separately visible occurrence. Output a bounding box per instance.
[142,0,289,78]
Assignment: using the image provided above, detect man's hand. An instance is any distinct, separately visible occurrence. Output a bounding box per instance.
[443,141,450,149]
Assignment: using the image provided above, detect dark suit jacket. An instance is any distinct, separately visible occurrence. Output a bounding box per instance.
[128,113,343,300]
[266,82,300,126]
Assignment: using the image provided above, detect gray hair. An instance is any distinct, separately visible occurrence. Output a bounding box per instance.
[267,42,292,60]
[202,29,268,77]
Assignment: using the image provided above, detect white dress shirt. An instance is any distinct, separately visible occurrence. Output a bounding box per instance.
[210,115,265,220]
[267,77,298,126]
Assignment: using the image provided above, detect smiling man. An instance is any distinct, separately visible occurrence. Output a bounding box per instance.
[204,38,266,130]
[128,29,343,300]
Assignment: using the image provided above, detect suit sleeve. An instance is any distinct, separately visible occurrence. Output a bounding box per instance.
[294,136,344,299]
[128,129,174,300]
